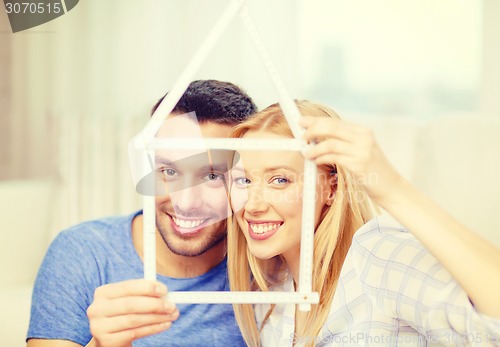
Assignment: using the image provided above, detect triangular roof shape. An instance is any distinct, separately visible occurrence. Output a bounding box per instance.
[143,0,304,142]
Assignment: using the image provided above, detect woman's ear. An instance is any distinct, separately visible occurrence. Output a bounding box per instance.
[325,172,338,206]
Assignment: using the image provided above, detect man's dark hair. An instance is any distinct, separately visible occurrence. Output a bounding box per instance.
[151,80,257,125]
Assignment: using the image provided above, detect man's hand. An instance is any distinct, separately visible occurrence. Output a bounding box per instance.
[87,279,179,347]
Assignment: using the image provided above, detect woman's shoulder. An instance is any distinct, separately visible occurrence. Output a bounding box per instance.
[347,214,450,285]
[351,214,419,256]
[349,215,435,267]
[354,214,409,238]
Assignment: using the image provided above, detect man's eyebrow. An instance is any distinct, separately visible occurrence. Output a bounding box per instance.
[154,157,176,167]
[201,163,229,172]
[155,155,230,172]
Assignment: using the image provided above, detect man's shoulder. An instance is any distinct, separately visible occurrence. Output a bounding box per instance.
[52,211,140,251]
[39,211,142,279]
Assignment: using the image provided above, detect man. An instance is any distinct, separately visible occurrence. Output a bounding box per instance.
[27,80,257,347]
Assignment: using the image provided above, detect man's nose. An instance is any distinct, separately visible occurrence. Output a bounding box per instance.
[169,183,203,212]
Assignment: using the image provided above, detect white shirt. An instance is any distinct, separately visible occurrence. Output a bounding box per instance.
[256,216,500,346]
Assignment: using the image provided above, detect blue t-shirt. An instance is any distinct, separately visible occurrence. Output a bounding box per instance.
[27,211,245,346]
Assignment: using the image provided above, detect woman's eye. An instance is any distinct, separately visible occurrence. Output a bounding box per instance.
[271,177,289,185]
[233,177,251,186]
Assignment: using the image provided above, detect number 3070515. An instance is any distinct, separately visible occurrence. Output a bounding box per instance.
[5,2,62,14]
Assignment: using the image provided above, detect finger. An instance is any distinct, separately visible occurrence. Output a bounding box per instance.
[88,296,177,318]
[94,280,167,300]
[300,117,364,143]
[305,138,357,161]
[93,310,179,335]
[123,321,173,341]
[310,153,348,168]
[95,321,172,347]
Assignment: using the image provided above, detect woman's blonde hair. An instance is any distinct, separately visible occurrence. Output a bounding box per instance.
[227,100,374,347]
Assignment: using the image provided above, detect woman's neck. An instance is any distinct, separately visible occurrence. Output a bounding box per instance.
[282,245,301,286]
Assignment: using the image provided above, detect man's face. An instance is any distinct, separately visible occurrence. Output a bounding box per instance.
[154,115,234,256]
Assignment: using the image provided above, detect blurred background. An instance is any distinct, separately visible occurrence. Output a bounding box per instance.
[1,0,499,345]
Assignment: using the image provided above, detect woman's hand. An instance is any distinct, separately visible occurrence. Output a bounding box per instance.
[301,115,500,318]
[299,116,403,206]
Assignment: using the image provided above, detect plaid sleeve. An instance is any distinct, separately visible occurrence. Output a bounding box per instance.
[351,216,500,346]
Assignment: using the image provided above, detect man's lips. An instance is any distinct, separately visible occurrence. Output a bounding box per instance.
[246,220,283,240]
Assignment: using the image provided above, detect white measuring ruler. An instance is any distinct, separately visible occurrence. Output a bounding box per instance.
[240,4,317,311]
[136,0,319,310]
[167,291,319,304]
[141,138,303,152]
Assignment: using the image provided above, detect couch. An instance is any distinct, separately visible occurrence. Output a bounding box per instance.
[0,179,54,347]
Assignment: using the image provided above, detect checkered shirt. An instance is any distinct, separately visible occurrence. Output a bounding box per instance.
[256,216,500,346]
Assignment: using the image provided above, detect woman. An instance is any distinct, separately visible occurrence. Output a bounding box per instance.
[227,100,500,346]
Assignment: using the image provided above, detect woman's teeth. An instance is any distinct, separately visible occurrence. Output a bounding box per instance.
[250,223,280,234]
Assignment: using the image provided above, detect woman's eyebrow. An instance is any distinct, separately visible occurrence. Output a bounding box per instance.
[230,166,246,174]
[263,166,297,173]
[230,166,298,175]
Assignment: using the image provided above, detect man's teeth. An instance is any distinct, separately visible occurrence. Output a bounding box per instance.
[172,217,205,229]
[250,223,281,234]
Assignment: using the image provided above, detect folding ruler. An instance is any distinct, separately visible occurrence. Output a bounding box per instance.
[130,0,319,310]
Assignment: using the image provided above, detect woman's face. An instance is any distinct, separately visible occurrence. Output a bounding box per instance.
[230,130,334,262]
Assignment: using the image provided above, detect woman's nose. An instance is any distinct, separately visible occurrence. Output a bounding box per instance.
[244,186,269,215]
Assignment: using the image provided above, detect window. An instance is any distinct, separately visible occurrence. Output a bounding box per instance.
[297,0,482,118]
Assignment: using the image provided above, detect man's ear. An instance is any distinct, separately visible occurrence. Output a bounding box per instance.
[325,172,338,206]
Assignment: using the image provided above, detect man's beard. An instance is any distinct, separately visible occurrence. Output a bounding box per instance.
[156,217,227,257]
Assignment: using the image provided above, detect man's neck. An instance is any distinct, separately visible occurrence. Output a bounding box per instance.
[131,214,226,278]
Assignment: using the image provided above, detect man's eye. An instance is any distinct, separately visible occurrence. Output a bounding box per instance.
[160,168,178,177]
[204,173,224,181]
